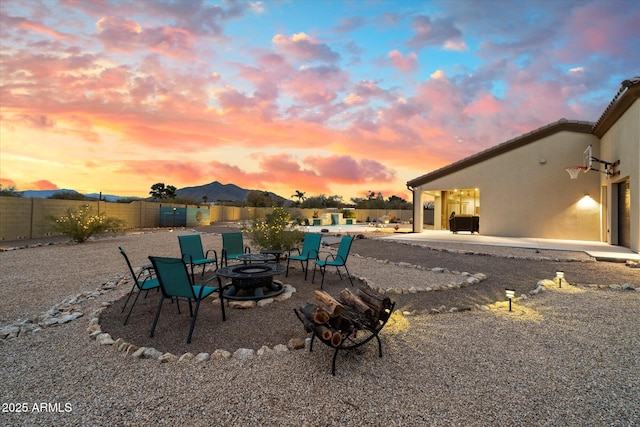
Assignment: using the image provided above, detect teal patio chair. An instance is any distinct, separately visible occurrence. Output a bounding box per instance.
[222,232,250,266]
[119,247,160,325]
[148,256,227,344]
[178,234,218,277]
[312,235,355,290]
[286,233,322,280]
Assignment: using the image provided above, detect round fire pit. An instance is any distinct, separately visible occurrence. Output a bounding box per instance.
[217,263,286,301]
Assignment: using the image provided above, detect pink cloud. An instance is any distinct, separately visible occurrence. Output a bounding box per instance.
[559,3,640,63]
[96,17,195,60]
[463,92,503,117]
[281,65,349,106]
[272,32,340,63]
[388,50,418,73]
[304,155,395,184]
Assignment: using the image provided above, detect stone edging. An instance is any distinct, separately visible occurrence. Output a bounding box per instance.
[2,259,638,366]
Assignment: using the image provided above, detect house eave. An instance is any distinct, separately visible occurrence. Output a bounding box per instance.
[407,119,593,188]
[592,83,640,138]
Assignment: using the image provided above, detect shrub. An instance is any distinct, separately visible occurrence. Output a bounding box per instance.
[244,207,304,250]
[49,205,125,243]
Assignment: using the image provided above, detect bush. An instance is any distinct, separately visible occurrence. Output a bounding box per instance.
[244,207,304,250]
[49,205,125,243]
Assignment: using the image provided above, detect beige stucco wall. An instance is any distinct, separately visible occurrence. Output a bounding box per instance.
[414,130,602,240]
[599,100,640,252]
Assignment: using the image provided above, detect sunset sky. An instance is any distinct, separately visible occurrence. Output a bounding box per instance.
[1,0,638,202]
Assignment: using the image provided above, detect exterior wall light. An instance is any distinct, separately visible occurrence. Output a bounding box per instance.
[505,289,515,312]
[556,271,564,288]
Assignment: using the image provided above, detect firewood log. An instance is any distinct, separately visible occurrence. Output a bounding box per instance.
[330,330,343,347]
[357,287,391,313]
[299,303,330,324]
[314,324,333,341]
[314,290,344,318]
[298,310,315,333]
[339,288,374,317]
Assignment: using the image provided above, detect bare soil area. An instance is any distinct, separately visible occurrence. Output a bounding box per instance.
[98,232,639,356]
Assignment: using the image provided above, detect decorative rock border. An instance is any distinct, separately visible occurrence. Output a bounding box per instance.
[0,275,122,340]
[2,256,637,368]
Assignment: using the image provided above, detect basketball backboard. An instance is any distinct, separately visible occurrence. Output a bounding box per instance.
[583,145,593,170]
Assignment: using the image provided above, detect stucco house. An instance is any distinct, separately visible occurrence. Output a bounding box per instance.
[408,77,639,253]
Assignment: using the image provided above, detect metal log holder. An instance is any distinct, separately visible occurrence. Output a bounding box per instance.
[295,298,396,375]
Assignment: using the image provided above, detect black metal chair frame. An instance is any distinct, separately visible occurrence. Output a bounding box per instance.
[178,234,219,277]
[294,302,396,375]
[149,256,228,344]
[119,247,159,325]
[312,236,355,289]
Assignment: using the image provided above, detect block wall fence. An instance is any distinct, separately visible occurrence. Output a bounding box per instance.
[0,197,417,242]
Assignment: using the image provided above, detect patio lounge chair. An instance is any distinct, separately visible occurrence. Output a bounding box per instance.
[119,247,160,325]
[286,233,322,280]
[148,256,227,344]
[178,234,218,277]
[222,232,250,266]
[312,235,355,290]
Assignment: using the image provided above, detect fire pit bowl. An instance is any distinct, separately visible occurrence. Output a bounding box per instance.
[217,263,286,301]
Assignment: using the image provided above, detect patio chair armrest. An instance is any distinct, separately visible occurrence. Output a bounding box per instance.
[136,265,155,280]
[203,275,231,293]
[244,246,251,254]
[204,249,217,260]
[288,247,302,256]
[322,252,337,262]
[182,254,194,264]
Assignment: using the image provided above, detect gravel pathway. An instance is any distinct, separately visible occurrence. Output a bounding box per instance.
[1,229,638,426]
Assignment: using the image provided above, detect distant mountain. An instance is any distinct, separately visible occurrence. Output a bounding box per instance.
[175,181,288,204]
[20,189,79,198]
[85,193,142,202]
[17,181,287,204]
[19,189,139,202]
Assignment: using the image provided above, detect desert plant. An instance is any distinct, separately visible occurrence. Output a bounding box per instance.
[49,205,125,243]
[244,207,304,250]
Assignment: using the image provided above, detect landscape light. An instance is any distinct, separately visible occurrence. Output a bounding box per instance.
[556,271,564,288]
[505,289,515,312]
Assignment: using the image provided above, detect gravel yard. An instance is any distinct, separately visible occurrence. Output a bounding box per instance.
[1,228,638,426]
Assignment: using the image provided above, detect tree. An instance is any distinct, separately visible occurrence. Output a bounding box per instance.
[300,194,344,208]
[291,190,306,205]
[0,185,22,197]
[149,183,177,201]
[386,195,412,209]
[48,190,86,200]
[246,190,273,207]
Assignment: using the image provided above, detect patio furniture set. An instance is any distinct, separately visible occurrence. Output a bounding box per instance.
[118,231,393,374]
[118,232,356,341]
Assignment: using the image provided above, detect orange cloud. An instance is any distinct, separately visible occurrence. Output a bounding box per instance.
[26,180,59,190]
[0,178,17,188]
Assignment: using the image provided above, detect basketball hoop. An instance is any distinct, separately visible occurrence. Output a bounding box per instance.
[566,166,587,179]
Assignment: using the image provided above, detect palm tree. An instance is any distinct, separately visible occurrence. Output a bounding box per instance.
[291,190,306,205]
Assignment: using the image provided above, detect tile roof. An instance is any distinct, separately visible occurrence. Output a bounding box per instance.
[408,77,640,189]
